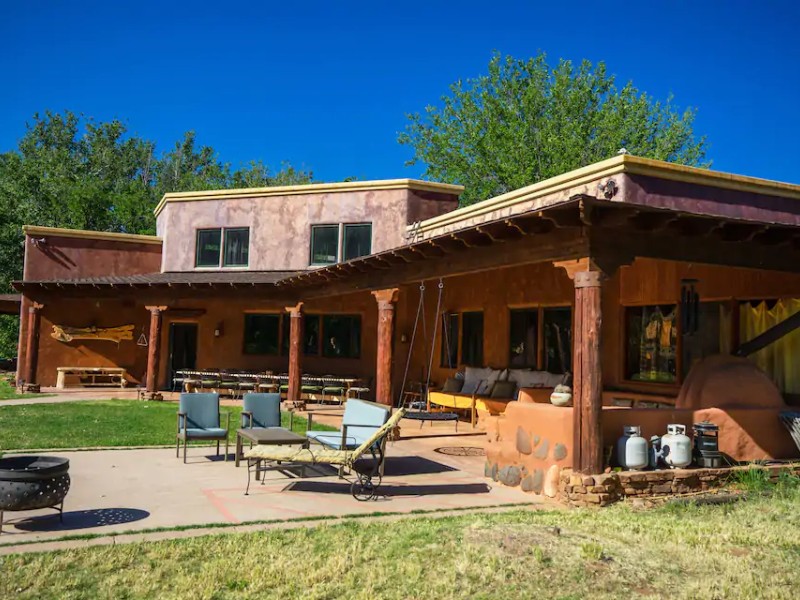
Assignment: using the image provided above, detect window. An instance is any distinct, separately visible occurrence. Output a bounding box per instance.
[195,229,222,267]
[343,224,372,261]
[323,315,361,358]
[243,314,279,355]
[543,307,572,374]
[281,314,321,356]
[223,228,249,267]
[195,227,249,267]
[625,304,678,383]
[310,225,339,265]
[440,313,459,367]
[509,309,538,368]
[461,312,484,367]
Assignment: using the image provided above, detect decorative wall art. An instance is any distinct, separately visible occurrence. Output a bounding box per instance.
[51,324,135,344]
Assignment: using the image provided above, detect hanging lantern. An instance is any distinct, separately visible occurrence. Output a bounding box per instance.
[680,278,700,335]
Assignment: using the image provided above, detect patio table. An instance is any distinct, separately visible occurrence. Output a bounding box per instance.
[235,428,308,478]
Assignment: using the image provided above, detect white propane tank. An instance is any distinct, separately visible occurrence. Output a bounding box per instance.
[616,426,649,470]
[661,424,692,469]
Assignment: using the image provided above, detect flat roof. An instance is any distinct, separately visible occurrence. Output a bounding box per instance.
[410,154,800,237]
[23,226,163,246]
[154,178,465,217]
[15,270,297,289]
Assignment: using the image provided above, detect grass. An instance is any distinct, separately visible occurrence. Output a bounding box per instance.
[0,378,51,401]
[0,400,335,451]
[2,490,800,599]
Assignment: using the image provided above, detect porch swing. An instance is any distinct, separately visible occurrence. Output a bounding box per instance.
[397,279,461,430]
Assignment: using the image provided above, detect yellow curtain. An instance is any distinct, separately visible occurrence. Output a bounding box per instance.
[740,298,800,394]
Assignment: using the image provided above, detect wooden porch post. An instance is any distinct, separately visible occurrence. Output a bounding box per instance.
[555,259,604,475]
[372,288,399,406]
[285,302,304,408]
[145,306,167,397]
[24,302,43,387]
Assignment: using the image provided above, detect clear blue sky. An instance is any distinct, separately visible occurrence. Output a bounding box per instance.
[1,1,798,185]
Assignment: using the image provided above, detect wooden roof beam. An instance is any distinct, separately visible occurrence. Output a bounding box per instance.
[716,222,769,243]
[628,211,680,232]
[668,216,722,237]
[536,207,583,228]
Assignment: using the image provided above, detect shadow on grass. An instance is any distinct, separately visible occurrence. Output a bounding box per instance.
[10,508,150,532]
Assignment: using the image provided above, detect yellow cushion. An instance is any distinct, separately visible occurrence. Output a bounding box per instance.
[245,445,351,465]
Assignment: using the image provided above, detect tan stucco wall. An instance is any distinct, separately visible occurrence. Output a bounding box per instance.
[157,189,456,272]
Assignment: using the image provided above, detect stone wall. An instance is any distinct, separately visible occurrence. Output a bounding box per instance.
[559,464,800,507]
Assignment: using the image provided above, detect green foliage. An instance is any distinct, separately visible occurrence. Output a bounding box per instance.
[400,52,709,205]
[0,111,314,357]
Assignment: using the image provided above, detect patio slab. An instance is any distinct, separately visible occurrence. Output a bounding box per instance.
[0,430,538,546]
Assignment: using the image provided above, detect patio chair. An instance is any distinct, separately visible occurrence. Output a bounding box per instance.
[242,392,289,430]
[244,408,406,500]
[176,393,230,463]
[306,399,391,477]
[346,378,371,400]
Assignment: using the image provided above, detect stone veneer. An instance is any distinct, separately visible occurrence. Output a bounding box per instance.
[558,464,800,507]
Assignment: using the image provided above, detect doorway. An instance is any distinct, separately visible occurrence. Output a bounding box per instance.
[168,323,198,389]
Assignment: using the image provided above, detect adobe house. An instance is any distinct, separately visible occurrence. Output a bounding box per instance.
[13,156,800,484]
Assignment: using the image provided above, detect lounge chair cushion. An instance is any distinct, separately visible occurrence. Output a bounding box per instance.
[246,445,351,465]
[307,399,390,450]
[179,427,228,439]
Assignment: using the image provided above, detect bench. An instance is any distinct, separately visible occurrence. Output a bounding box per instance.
[56,367,127,389]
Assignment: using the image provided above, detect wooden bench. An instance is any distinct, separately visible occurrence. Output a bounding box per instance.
[56,367,127,389]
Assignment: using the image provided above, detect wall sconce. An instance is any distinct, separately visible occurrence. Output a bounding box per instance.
[400,333,409,344]
[214,321,224,338]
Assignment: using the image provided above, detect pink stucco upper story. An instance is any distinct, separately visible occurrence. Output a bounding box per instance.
[155,180,462,273]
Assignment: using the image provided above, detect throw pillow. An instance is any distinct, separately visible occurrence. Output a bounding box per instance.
[441,377,464,393]
[476,379,494,396]
[461,379,480,395]
[490,380,517,399]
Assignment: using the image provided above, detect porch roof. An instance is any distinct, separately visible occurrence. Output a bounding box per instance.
[14,270,298,291]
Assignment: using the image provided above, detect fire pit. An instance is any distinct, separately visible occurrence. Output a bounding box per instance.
[0,456,70,534]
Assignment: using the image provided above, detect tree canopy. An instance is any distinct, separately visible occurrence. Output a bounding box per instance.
[0,110,313,357]
[399,53,709,205]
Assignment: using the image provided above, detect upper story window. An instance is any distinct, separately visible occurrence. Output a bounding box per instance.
[195,227,249,268]
[310,223,372,266]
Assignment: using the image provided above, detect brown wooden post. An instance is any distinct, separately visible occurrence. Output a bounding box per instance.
[285,302,304,408]
[24,302,44,387]
[372,288,399,406]
[555,259,604,474]
[145,306,167,396]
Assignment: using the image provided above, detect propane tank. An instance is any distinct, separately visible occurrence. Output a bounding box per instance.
[661,424,692,469]
[616,426,649,470]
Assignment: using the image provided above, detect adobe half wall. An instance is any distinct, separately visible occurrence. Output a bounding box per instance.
[484,401,798,496]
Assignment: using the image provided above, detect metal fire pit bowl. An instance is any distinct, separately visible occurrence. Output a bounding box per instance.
[0,456,70,534]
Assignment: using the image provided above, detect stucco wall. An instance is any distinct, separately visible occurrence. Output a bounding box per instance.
[157,188,458,272]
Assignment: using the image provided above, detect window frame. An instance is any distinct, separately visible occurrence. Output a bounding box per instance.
[322,314,362,359]
[222,227,250,268]
[342,223,372,262]
[440,312,460,368]
[622,303,680,385]
[508,308,539,369]
[195,228,223,268]
[460,311,484,367]
[309,224,340,266]
[242,313,280,356]
[309,222,373,266]
[195,227,250,269]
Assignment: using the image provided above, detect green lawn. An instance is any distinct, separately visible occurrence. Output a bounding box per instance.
[0,378,49,401]
[0,400,334,451]
[2,487,800,599]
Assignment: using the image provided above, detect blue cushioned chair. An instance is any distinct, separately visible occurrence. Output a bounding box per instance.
[241,393,285,430]
[176,393,230,463]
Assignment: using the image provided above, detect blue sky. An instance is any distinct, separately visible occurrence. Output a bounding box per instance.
[1,1,798,185]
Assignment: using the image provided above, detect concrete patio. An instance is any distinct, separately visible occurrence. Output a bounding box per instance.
[0,409,539,549]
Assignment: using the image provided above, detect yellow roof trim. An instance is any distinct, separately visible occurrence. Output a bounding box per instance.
[23,226,163,245]
[410,155,800,235]
[154,178,464,216]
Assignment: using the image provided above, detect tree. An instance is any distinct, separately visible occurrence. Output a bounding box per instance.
[399,53,709,205]
[0,110,316,358]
